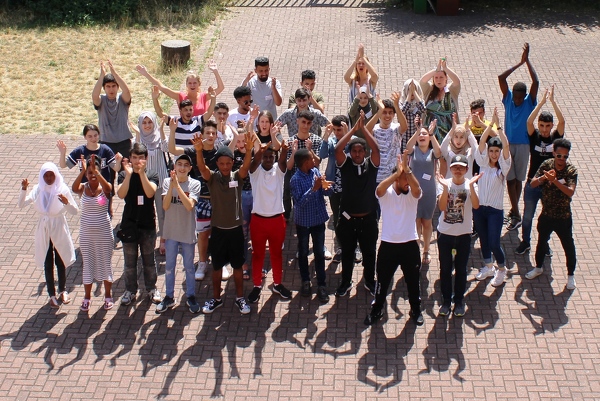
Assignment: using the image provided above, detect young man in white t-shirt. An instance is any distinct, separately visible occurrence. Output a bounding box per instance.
[365,151,424,326]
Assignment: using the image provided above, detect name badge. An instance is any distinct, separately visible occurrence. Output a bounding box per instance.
[558,179,566,184]
[137,195,144,205]
[422,173,432,181]
[229,181,238,188]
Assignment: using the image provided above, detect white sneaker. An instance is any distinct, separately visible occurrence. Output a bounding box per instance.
[221,265,231,281]
[324,246,332,260]
[567,275,576,290]
[149,288,162,304]
[525,267,543,280]
[476,265,495,281]
[195,261,207,281]
[491,268,507,287]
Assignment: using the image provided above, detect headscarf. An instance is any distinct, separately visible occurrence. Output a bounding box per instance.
[37,162,65,213]
[449,127,470,156]
[137,111,161,150]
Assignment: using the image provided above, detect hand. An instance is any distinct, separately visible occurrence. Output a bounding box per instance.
[305,138,313,151]
[114,152,123,166]
[341,121,349,135]
[543,169,556,183]
[128,121,137,132]
[56,140,67,153]
[191,133,204,151]
[471,112,484,127]
[271,121,282,135]
[463,113,471,130]
[312,175,323,192]
[170,169,177,183]
[246,71,256,81]
[548,85,555,103]
[121,158,133,175]
[208,59,218,72]
[437,173,449,190]
[21,178,29,190]
[414,115,422,130]
[79,155,87,172]
[271,77,277,87]
[390,91,400,105]
[428,119,437,135]
[321,178,334,191]
[250,105,259,119]
[207,86,216,98]
[100,61,106,75]
[259,141,272,153]
[401,150,410,172]
[451,112,458,130]
[469,173,483,185]
[324,123,333,139]
[168,116,178,131]
[357,43,365,58]
[441,57,447,70]
[292,139,299,152]
[89,154,98,174]
[135,64,148,76]
[135,159,147,174]
[107,59,116,75]
[492,107,499,127]
[358,110,365,128]
[520,43,530,64]
[436,58,442,71]
[57,194,68,205]
[376,94,384,109]
[280,140,289,154]
[151,85,160,99]
[244,132,254,152]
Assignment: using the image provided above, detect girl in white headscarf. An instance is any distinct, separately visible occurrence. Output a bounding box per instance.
[18,162,78,308]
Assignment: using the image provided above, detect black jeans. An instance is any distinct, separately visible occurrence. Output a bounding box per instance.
[373,240,421,313]
[336,213,378,286]
[535,215,577,274]
[438,233,471,304]
[44,240,66,297]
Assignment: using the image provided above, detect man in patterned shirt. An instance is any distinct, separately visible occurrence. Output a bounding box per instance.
[525,138,577,290]
[277,88,329,137]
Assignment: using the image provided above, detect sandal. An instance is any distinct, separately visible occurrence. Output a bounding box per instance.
[60,291,71,304]
[49,296,60,309]
[243,270,250,280]
[80,299,91,312]
[159,238,166,255]
[103,297,114,310]
[422,251,431,265]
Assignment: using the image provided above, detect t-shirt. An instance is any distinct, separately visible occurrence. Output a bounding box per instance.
[95,93,132,143]
[66,144,116,183]
[216,125,235,147]
[535,159,577,219]
[470,119,493,137]
[207,170,244,229]
[178,91,209,117]
[528,129,563,180]
[502,90,537,145]
[286,133,323,174]
[183,146,219,196]
[247,76,283,119]
[162,177,201,243]
[118,170,160,231]
[338,156,379,215]
[227,110,251,128]
[276,106,329,137]
[437,180,477,236]
[173,115,205,149]
[372,122,401,183]
[377,185,421,243]
[249,164,285,216]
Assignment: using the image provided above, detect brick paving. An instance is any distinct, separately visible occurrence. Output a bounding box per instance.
[1,4,599,400]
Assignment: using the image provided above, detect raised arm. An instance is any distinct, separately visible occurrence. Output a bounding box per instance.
[365,96,384,132]
[441,58,461,89]
[167,116,185,156]
[360,112,380,167]
[107,60,131,104]
[527,88,547,135]
[420,59,441,85]
[335,120,359,166]
[152,85,165,118]
[136,64,179,101]
[190,134,212,181]
[498,43,529,98]
[203,86,216,121]
[92,61,106,108]
[390,92,408,134]
[56,140,68,168]
[72,156,87,195]
[524,45,539,103]
[238,133,254,179]
[404,117,422,155]
[207,60,225,96]
[430,120,442,159]
[548,85,565,135]
[271,77,283,107]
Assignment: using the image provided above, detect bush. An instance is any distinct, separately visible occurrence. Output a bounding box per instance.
[25,0,140,25]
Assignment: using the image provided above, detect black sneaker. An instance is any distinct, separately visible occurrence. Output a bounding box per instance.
[410,309,424,326]
[273,284,292,299]
[300,281,311,297]
[453,302,466,317]
[202,298,223,314]
[364,306,383,325]
[506,217,522,231]
[187,295,200,314]
[363,281,375,297]
[515,241,531,255]
[155,296,176,314]
[438,302,452,316]
[335,281,352,297]
[317,286,329,303]
[235,297,251,314]
[248,287,261,303]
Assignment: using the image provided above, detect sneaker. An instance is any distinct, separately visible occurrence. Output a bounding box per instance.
[195,261,207,281]
[355,248,363,263]
[438,302,451,316]
[515,241,531,255]
[317,286,329,303]
[410,310,425,326]
[300,281,311,297]
[506,217,522,231]
[121,290,135,306]
[221,265,231,281]
[567,275,576,290]
[525,267,543,280]
[235,297,251,314]
[273,284,292,299]
[59,291,71,304]
[335,281,352,297]
[491,268,507,287]
[324,246,332,260]
[248,287,261,303]
[476,265,495,281]
[546,246,553,257]
[364,306,383,325]
[453,302,466,317]
[363,281,375,296]
[49,296,60,308]
[332,249,342,263]
[202,298,223,314]
[187,295,200,314]
[148,289,162,304]
[155,296,176,314]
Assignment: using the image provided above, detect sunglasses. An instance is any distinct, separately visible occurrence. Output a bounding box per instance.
[555,154,569,160]
[243,99,253,105]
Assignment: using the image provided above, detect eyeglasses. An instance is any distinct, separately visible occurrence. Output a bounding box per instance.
[555,154,569,160]
[243,99,253,105]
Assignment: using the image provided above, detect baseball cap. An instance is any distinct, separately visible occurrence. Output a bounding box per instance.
[449,154,468,168]
[175,154,192,164]
[215,146,234,160]
[487,137,503,149]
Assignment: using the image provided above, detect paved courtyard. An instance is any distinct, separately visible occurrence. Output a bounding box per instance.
[0,3,599,400]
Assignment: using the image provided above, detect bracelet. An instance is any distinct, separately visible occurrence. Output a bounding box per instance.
[496,126,503,130]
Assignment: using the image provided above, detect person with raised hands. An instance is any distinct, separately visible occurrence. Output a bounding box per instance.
[399,79,426,153]
[136,60,224,117]
[365,151,423,326]
[472,107,512,288]
[439,113,478,179]
[344,43,379,103]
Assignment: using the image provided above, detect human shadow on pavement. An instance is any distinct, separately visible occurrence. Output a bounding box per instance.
[271,290,319,350]
[419,315,466,382]
[357,319,417,392]
[249,291,279,377]
[463,279,503,335]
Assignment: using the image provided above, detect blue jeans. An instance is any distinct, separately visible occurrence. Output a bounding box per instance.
[296,223,326,287]
[164,239,196,298]
[437,233,471,304]
[521,182,542,244]
[473,206,505,266]
[241,189,253,266]
[122,228,157,293]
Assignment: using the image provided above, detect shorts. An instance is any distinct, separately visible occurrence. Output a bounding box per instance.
[209,226,245,270]
[507,143,529,182]
[195,197,212,233]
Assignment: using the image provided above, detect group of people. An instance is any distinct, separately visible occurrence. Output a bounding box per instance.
[20,42,578,326]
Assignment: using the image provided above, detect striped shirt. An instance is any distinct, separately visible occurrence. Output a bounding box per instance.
[474,147,511,210]
[173,115,205,149]
[373,123,402,183]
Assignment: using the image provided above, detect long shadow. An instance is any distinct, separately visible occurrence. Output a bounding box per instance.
[250,292,279,377]
[464,279,502,335]
[271,291,319,350]
[359,7,599,42]
[357,319,417,391]
[419,316,466,382]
